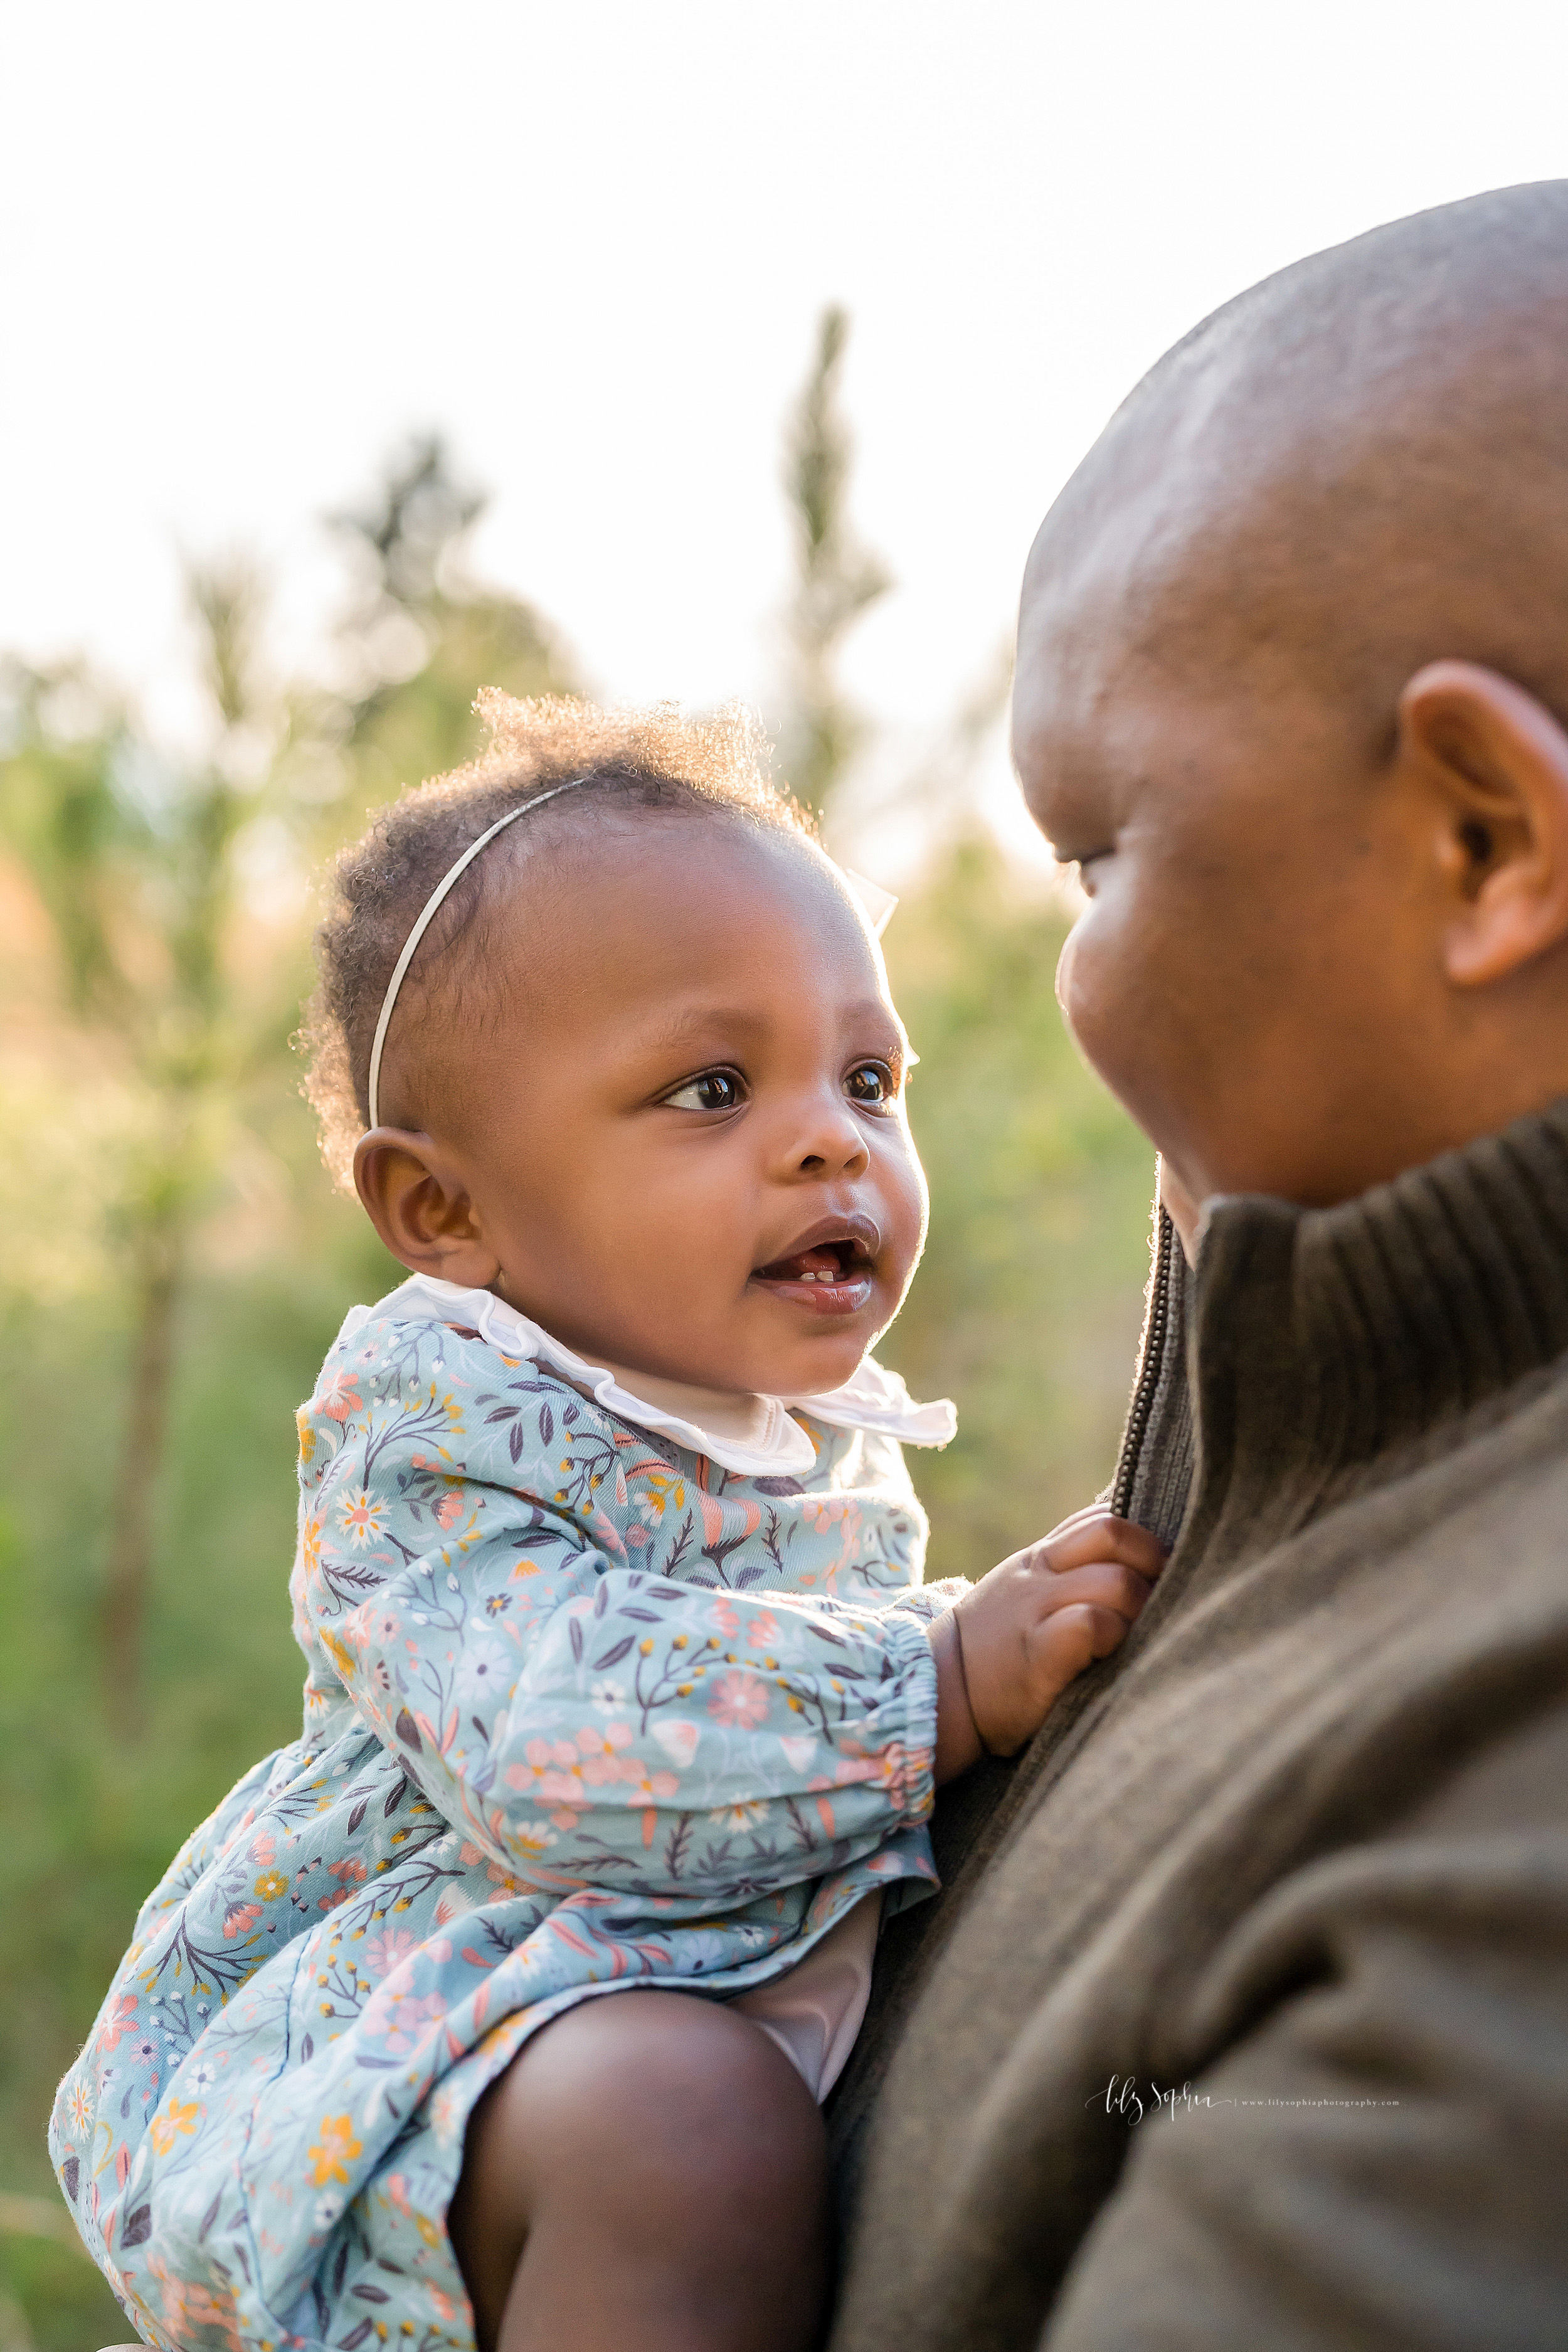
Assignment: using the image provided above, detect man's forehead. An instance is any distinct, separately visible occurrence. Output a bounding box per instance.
[1011,502,1161,801]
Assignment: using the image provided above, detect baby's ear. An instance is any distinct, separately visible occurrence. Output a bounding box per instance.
[1397,659,1568,988]
[352,1128,498,1285]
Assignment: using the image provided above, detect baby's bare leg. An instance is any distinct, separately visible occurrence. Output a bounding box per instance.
[448,1989,830,2352]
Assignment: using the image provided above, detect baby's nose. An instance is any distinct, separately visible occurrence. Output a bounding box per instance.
[790,1093,871,1178]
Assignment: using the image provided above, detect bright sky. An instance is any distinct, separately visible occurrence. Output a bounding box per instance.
[6,0,1568,869]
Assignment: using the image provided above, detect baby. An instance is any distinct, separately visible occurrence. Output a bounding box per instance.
[53,696,1163,2352]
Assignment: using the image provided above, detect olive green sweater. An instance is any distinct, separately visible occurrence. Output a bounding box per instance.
[829,1103,1568,2351]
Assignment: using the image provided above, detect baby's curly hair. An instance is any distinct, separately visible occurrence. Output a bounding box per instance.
[304,691,814,1191]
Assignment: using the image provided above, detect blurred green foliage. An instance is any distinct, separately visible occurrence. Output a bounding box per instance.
[0,386,1154,2344]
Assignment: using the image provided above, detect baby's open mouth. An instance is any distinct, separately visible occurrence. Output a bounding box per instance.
[751,1222,879,1315]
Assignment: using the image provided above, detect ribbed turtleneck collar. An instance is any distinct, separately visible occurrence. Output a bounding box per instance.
[1126,1098,1568,1567]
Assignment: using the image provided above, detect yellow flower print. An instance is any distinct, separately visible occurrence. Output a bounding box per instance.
[295,1409,317,1467]
[149,2097,201,2155]
[319,1627,358,1683]
[254,1870,288,1900]
[307,2113,363,2187]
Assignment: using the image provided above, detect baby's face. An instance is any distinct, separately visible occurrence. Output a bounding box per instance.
[429,818,927,1401]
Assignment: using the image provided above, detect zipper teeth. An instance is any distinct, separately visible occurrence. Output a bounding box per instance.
[1113,1205,1174,1520]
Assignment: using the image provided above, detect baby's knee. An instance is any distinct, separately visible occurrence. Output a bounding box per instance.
[452,1991,829,2349]
[498,1989,826,2216]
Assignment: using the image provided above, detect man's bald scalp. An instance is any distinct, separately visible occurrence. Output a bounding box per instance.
[1027,181,1568,742]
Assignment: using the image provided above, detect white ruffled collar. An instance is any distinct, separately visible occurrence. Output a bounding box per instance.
[349,1273,955,1478]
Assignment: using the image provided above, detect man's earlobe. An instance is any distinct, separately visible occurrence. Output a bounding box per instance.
[352,1130,499,1286]
[1397,660,1568,988]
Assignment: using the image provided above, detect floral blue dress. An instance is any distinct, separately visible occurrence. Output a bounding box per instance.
[51,1276,958,2351]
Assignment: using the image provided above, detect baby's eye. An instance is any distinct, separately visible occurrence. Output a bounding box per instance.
[662,1068,747,1113]
[844,1061,898,1111]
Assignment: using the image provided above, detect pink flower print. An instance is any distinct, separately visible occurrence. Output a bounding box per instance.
[318,1855,368,1912]
[577,1720,636,1786]
[368,1986,448,2056]
[803,1496,844,1534]
[712,1596,741,1641]
[147,2255,243,2350]
[248,1830,278,1868]
[315,1369,363,1424]
[434,1490,464,1530]
[96,1994,137,2053]
[745,1609,781,1650]
[707,1670,770,1730]
[338,1489,385,1548]
[364,1928,418,1979]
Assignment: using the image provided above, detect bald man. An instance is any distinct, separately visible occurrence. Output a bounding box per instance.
[827,182,1568,2351]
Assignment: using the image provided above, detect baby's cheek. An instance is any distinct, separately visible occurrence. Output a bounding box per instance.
[880,1126,930,1286]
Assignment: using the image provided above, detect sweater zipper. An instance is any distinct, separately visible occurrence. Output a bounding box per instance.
[1111,1203,1175,1520]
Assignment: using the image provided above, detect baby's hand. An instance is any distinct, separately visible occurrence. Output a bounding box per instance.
[929,1513,1167,1781]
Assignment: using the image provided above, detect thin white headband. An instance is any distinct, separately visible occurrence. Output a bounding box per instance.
[363,781,899,1130]
[365,775,591,1128]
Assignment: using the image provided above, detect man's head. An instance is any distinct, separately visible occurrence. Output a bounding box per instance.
[1013,181,1568,1235]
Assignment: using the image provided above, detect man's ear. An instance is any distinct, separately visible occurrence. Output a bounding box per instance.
[352,1129,501,1288]
[1397,659,1568,988]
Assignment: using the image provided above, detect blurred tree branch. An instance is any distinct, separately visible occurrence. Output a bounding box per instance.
[1,564,275,1734]
[780,307,891,818]
[332,433,578,792]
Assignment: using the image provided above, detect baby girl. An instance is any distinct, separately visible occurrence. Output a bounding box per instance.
[53,696,1163,2352]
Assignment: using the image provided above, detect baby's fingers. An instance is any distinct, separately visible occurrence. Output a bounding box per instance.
[1014,1513,1167,1584]
[984,1604,1133,1752]
[1037,1557,1157,1629]
[1034,1600,1135,1682]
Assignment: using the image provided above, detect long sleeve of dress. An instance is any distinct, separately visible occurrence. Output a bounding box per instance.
[294,1315,940,1906]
